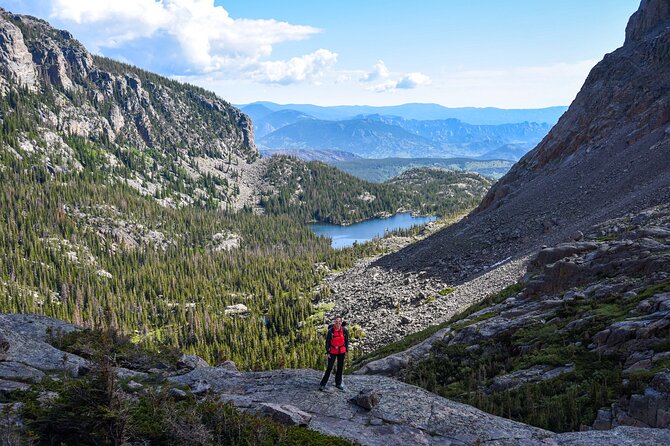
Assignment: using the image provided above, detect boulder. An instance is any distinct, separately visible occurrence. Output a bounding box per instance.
[532,242,599,268]
[36,391,59,406]
[0,314,90,376]
[650,372,670,393]
[114,367,148,380]
[178,354,209,370]
[259,403,312,426]
[168,387,188,400]
[190,380,211,395]
[224,304,249,316]
[0,361,46,383]
[354,389,380,410]
[592,409,613,430]
[488,364,575,393]
[126,380,143,391]
[218,360,238,372]
[0,379,30,398]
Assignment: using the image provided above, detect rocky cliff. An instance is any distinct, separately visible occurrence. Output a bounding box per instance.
[377,0,670,282]
[0,8,258,209]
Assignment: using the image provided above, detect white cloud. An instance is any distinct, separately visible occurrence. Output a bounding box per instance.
[370,70,431,92]
[173,59,596,108]
[41,0,322,74]
[361,59,390,82]
[396,72,431,89]
[253,49,338,84]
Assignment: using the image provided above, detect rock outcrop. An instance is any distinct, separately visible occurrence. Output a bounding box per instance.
[376,0,670,285]
[170,366,557,445]
[0,8,259,209]
[0,314,89,396]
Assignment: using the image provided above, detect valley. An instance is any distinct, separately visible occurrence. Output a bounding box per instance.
[1,1,670,445]
[0,8,489,376]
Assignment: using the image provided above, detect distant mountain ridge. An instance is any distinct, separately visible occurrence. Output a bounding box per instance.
[258,118,442,158]
[243,101,568,125]
[244,106,315,138]
[256,115,550,160]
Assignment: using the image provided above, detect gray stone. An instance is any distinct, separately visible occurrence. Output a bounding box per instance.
[178,353,209,370]
[126,380,143,391]
[259,403,312,426]
[218,360,238,371]
[190,380,211,395]
[170,367,553,445]
[592,409,612,430]
[0,361,46,383]
[650,372,670,393]
[0,314,90,376]
[554,426,670,446]
[168,387,188,400]
[114,367,148,380]
[0,379,30,397]
[224,304,249,316]
[355,389,381,410]
[36,391,59,405]
[488,364,575,393]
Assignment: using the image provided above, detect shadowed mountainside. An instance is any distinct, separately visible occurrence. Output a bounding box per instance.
[375,0,670,284]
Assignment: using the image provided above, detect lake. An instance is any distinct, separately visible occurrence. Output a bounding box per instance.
[309,213,437,249]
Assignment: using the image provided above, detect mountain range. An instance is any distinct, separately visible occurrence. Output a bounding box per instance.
[245,102,556,161]
[243,101,568,124]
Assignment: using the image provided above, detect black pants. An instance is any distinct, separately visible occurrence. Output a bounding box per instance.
[320,353,345,386]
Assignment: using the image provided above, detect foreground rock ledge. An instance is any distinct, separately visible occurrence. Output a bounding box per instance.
[170,367,670,446]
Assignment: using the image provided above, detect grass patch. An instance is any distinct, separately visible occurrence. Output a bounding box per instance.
[451,311,498,331]
[438,287,456,296]
[306,302,336,325]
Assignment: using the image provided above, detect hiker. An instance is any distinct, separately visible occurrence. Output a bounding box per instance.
[319,315,349,391]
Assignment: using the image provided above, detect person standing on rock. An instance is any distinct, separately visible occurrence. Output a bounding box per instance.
[319,316,349,391]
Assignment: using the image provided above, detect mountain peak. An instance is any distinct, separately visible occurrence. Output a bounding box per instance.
[625,0,670,44]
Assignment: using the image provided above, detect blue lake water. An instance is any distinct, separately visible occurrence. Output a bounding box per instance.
[309,213,437,249]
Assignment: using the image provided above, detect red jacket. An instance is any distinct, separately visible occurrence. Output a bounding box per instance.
[326,323,348,355]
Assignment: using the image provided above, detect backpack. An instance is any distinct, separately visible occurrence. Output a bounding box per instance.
[328,324,347,354]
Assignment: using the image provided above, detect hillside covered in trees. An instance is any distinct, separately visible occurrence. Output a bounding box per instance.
[0,9,494,372]
[261,155,492,225]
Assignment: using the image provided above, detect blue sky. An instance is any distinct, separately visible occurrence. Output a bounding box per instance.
[2,0,640,107]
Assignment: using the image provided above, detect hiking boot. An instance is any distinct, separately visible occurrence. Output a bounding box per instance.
[319,385,326,391]
[336,384,346,391]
